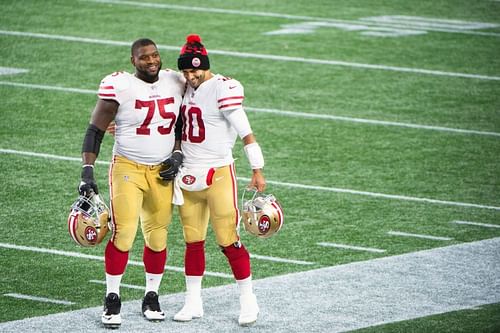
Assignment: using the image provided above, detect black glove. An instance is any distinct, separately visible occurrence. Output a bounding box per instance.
[159,151,183,181]
[78,165,99,196]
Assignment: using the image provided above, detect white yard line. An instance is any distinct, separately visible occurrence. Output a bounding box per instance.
[452,220,500,229]
[2,80,498,137]
[89,280,145,290]
[1,148,499,211]
[240,176,500,211]
[2,237,498,332]
[317,242,386,253]
[0,242,233,279]
[388,230,453,241]
[250,254,314,265]
[0,81,95,94]
[3,293,75,306]
[0,67,29,75]
[246,107,500,138]
[1,30,499,81]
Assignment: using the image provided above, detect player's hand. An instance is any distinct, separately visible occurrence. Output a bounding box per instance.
[248,169,266,192]
[78,165,99,196]
[159,150,183,181]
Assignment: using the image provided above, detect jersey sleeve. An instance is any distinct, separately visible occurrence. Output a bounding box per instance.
[97,71,131,104]
[216,77,245,112]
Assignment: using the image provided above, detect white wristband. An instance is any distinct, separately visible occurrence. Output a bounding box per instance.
[244,142,264,169]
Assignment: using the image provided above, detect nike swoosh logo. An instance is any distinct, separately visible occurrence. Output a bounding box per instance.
[229,86,237,89]
[215,176,224,181]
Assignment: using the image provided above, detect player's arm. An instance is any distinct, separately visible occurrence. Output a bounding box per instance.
[224,108,266,192]
[79,99,118,196]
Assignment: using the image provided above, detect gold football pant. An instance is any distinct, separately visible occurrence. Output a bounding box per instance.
[179,164,240,247]
[109,155,173,252]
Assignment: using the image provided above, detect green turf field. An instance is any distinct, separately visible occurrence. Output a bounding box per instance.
[0,0,499,332]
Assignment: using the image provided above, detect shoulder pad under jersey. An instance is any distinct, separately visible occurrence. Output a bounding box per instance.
[98,71,132,96]
[216,75,244,111]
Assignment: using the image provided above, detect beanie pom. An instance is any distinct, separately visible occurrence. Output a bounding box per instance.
[186,34,202,44]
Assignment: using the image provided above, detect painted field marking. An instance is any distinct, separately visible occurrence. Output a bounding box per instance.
[246,106,500,138]
[1,30,499,81]
[360,15,498,30]
[388,230,453,241]
[452,220,500,229]
[0,67,29,76]
[0,242,233,279]
[265,21,427,37]
[84,0,500,37]
[1,148,499,212]
[250,253,314,265]
[317,242,386,253]
[89,280,145,290]
[3,293,75,306]
[2,80,498,138]
[0,81,96,94]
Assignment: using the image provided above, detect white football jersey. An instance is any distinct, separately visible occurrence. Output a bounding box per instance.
[180,74,247,168]
[98,70,185,165]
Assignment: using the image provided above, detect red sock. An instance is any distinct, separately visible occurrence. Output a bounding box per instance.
[105,241,129,275]
[184,241,205,276]
[222,243,251,280]
[143,246,167,274]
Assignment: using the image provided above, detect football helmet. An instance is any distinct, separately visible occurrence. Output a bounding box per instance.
[68,193,111,247]
[241,190,284,238]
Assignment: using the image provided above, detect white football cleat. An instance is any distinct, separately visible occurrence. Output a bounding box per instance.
[238,293,259,326]
[102,293,122,328]
[142,291,165,321]
[173,295,204,322]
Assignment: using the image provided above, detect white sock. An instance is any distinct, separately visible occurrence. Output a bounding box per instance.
[236,275,253,296]
[145,272,163,295]
[185,275,203,297]
[106,273,123,296]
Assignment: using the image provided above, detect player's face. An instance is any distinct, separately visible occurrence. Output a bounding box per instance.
[182,69,208,89]
[132,44,162,83]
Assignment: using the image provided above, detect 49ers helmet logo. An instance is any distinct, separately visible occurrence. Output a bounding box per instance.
[258,215,271,234]
[85,226,98,243]
[182,175,196,185]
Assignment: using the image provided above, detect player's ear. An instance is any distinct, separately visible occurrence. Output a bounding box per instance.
[130,56,135,66]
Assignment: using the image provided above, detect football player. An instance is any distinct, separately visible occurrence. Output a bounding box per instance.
[78,38,185,328]
[172,34,265,326]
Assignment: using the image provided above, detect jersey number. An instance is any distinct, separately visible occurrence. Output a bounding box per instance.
[135,98,176,135]
[180,105,206,143]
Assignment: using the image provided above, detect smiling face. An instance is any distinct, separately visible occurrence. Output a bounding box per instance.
[131,44,162,83]
[182,68,212,89]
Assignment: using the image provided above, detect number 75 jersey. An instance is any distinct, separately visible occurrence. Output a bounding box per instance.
[180,74,245,168]
[98,70,185,165]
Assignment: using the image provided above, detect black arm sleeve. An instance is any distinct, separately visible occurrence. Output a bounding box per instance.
[82,124,105,156]
[174,114,183,141]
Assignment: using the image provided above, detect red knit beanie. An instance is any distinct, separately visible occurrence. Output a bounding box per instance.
[178,34,210,70]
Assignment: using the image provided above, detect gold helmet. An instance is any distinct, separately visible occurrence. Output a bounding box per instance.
[67,193,111,247]
[241,190,284,238]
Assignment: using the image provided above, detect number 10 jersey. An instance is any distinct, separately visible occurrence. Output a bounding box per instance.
[180,74,246,168]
